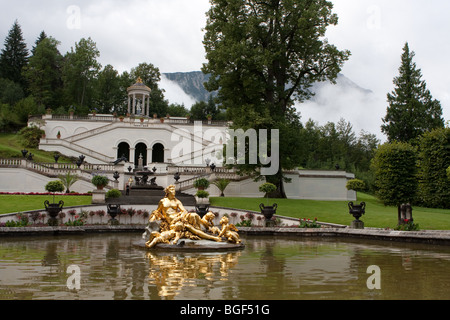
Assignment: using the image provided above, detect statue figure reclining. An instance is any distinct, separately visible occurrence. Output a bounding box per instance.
[144,185,241,249]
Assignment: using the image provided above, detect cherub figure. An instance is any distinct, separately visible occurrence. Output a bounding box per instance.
[218,216,241,244]
[201,212,220,235]
[145,221,185,249]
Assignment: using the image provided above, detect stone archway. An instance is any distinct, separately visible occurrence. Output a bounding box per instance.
[152,143,165,163]
[135,143,148,167]
[117,142,130,162]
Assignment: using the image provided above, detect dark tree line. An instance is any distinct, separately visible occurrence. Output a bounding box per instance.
[0,20,197,132]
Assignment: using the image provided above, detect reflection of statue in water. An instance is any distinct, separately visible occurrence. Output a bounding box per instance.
[146,251,241,299]
[144,185,237,248]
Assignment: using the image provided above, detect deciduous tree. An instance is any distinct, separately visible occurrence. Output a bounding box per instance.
[202,0,350,197]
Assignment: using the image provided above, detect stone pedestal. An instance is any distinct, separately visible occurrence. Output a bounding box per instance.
[265,219,276,228]
[92,190,106,204]
[351,220,364,229]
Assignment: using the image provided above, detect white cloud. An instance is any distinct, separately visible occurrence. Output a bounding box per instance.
[298,83,387,142]
[0,0,448,137]
[159,75,197,108]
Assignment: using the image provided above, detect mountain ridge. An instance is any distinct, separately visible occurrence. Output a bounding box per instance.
[162,71,372,104]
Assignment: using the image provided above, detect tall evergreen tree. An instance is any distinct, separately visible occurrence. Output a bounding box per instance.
[382,42,444,143]
[23,37,63,109]
[31,31,48,55]
[0,20,29,89]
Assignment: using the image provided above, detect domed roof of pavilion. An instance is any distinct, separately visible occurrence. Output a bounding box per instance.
[127,77,151,93]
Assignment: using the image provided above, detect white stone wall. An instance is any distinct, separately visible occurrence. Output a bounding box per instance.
[38,117,228,166]
[0,168,98,194]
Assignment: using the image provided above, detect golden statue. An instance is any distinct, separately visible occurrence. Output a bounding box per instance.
[144,185,239,249]
[218,216,241,244]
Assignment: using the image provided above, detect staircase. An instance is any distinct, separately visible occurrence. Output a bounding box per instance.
[106,186,196,206]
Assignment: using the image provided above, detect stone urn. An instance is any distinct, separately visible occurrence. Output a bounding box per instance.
[44,200,64,226]
[260,203,277,221]
[107,204,121,225]
[348,202,366,229]
[195,205,209,219]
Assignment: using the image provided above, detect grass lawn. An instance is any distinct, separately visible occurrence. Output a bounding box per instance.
[210,193,450,230]
[0,194,92,215]
[1,191,450,231]
[0,133,72,163]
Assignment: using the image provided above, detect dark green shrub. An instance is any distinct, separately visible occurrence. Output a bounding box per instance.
[193,178,210,189]
[417,128,450,208]
[195,190,209,198]
[371,141,418,207]
[106,189,121,199]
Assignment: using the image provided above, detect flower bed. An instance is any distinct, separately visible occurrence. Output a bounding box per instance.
[0,192,91,196]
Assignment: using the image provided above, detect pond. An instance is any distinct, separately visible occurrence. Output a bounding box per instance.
[1,233,450,300]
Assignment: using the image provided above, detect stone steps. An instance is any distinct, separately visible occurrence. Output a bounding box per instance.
[106,187,196,206]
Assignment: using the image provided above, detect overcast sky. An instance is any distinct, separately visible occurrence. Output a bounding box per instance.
[1,0,449,139]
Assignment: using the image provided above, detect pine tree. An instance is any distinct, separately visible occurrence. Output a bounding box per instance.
[23,37,63,109]
[31,31,48,55]
[382,42,444,143]
[0,20,29,88]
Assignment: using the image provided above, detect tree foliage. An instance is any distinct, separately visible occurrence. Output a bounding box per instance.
[202,0,350,197]
[23,37,63,109]
[382,42,444,143]
[416,127,450,208]
[0,20,29,88]
[62,37,101,111]
[18,125,44,149]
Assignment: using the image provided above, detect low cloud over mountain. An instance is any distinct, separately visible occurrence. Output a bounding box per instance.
[159,71,384,139]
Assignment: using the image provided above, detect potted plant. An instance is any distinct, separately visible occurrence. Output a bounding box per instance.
[193,178,210,190]
[259,182,278,222]
[56,131,61,139]
[44,180,65,226]
[91,175,109,190]
[195,190,210,199]
[195,190,210,207]
[212,178,230,197]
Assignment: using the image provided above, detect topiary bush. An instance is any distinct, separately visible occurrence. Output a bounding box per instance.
[106,189,121,199]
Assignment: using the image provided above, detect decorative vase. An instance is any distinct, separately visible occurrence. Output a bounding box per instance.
[195,205,209,219]
[259,203,277,221]
[348,202,366,221]
[348,202,366,229]
[107,204,121,225]
[44,200,64,226]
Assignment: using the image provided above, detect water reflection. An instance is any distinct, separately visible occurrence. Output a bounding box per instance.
[1,234,450,300]
[146,251,241,299]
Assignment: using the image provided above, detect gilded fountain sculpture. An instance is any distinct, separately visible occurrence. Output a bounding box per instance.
[139,185,243,251]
